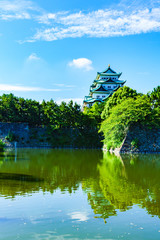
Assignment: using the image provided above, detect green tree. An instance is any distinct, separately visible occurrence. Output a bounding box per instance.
[149,86,160,109]
[0,94,20,122]
[42,99,60,127]
[84,102,105,125]
[100,95,159,148]
[101,86,140,119]
[24,99,42,126]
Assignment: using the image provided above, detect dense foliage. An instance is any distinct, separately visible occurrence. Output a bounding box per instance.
[83,101,105,124]
[100,86,160,149]
[0,93,93,127]
[101,86,140,119]
[148,86,160,109]
[0,140,5,151]
[0,93,102,148]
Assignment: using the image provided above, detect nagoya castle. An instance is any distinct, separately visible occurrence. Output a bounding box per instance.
[83,65,126,108]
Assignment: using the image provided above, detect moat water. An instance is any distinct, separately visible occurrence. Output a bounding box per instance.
[0,149,160,239]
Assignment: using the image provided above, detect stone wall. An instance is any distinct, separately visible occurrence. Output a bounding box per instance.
[119,124,160,153]
[0,122,29,138]
[0,122,102,149]
[0,123,51,148]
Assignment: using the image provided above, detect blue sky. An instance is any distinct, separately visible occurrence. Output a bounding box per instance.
[0,0,159,104]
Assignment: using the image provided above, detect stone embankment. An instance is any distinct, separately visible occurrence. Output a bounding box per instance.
[1,123,159,152]
[0,123,51,148]
[121,125,159,154]
[105,124,160,154]
[0,122,102,149]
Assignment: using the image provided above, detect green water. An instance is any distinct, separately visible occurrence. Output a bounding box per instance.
[0,149,160,239]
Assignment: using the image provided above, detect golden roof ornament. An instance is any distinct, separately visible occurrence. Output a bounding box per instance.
[108,64,110,68]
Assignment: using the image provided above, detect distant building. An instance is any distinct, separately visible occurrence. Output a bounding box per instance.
[83,65,126,108]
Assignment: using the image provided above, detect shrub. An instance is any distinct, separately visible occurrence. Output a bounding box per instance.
[106,141,113,151]
[0,140,5,151]
[5,131,17,142]
[131,138,139,148]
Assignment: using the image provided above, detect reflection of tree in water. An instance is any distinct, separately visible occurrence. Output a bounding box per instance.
[84,152,160,221]
[122,154,160,217]
[0,149,160,221]
[98,153,146,211]
[0,149,101,198]
[83,180,116,222]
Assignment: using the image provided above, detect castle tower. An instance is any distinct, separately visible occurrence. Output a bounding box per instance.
[83,65,126,108]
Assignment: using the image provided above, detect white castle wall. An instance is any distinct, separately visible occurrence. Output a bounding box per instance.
[92,93,109,99]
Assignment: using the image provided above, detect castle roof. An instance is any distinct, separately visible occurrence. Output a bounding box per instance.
[97,65,122,78]
[103,65,116,74]
[91,85,107,92]
[94,78,126,84]
[83,97,103,104]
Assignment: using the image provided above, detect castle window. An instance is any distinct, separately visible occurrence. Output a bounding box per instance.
[97,95,100,98]
[108,86,111,89]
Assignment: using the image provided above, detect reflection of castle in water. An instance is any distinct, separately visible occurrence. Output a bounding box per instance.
[0,149,160,221]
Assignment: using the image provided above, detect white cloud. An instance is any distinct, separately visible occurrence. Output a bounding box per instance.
[68,211,89,222]
[1,1,160,41]
[68,58,93,71]
[0,0,39,20]
[26,7,160,42]
[1,12,31,20]
[36,13,57,24]
[56,98,83,105]
[0,0,36,11]
[0,84,60,92]
[27,53,41,61]
[53,83,76,88]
